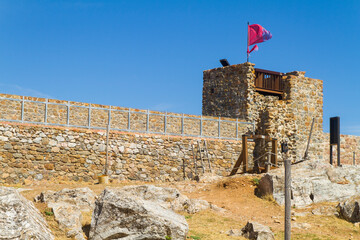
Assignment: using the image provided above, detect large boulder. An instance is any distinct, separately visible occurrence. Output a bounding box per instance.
[35,187,96,212]
[241,222,275,240]
[49,202,84,240]
[35,188,96,240]
[89,187,189,240]
[118,185,216,214]
[338,197,360,222]
[258,160,360,207]
[0,187,54,240]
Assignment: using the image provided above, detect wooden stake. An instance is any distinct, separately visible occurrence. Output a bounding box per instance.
[242,135,248,173]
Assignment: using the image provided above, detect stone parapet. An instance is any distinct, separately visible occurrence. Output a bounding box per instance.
[0,93,253,140]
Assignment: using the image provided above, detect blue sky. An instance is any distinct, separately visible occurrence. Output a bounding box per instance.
[0,0,359,135]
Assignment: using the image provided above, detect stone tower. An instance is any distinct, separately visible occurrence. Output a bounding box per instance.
[202,62,324,161]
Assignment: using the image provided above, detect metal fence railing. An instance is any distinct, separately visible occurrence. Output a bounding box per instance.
[0,95,255,140]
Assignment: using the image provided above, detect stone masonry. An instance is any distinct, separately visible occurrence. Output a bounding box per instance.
[0,122,244,184]
[203,62,324,162]
[1,62,360,184]
[0,92,256,184]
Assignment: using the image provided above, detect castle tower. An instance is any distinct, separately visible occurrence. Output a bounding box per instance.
[202,62,324,162]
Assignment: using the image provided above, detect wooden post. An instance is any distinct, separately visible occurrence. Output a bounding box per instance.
[242,135,248,173]
[265,151,271,173]
[182,159,186,180]
[271,139,278,166]
[229,152,243,176]
[191,144,197,176]
[197,141,205,173]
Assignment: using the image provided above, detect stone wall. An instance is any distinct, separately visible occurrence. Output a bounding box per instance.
[0,122,253,184]
[0,93,257,184]
[321,133,360,165]
[202,63,253,120]
[202,63,324,162]
[0,93,253,140]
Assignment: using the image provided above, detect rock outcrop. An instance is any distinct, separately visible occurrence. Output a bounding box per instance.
[241,221,275,240]
[35,187,96,211]
[35,187,96,240]
[258,160,360,207]
[89,186,189,240]
[0,187,54,240]
[50,202,84,240]
[338,197,360,223]
[118,185,219,214]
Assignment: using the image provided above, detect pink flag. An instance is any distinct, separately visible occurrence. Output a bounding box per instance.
[247,24,272,55]
[248,45,259,54]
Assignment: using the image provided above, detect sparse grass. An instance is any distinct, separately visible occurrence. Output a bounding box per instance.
[189,235,201,239]
[34,202,69,240]
[184,210,247,240]
[260,194,277,204]
[252,178,260,186]
[273,215,360,240]
[275,232,332,240]
[6,176,360,240]
[44,208,54,216]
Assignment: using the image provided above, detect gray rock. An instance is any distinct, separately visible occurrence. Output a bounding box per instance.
[0,187,54,240]
[292,222,311,230]
[56,136,65,142]
[227,229,242,236]
[258,160,360,207]
[0,136,9,141]
[311,206,337,216]
[3,143,12,149]
[35,187,96,212]
[119,185,212,214]
[338,197,360,222]
[241,221,275,240]
[49,202,85,240]
[184,199,210,214]
[89,187,189,240]
[35,188,96,239]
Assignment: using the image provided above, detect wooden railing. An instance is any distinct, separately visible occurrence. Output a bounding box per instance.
[254,68,284,95]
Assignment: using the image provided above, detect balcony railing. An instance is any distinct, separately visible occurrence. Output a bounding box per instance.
[254,68,284,96]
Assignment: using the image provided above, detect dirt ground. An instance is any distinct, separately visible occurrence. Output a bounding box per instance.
[4,174,360,240]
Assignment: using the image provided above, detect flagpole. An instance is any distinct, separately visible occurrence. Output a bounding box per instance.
[247,22,249,62]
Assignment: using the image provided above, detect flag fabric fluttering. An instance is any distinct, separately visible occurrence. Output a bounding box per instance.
[247,23,272,56]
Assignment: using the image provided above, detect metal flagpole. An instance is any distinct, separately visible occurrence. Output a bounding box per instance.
[247,22,250,62]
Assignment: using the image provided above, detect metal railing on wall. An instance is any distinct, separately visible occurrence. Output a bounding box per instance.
[0,96,255,140]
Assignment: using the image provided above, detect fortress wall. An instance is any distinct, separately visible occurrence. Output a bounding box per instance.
[0,93,253,139]
[0,93,256,184]
[0,121,252,184]
[321,133,360,165]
